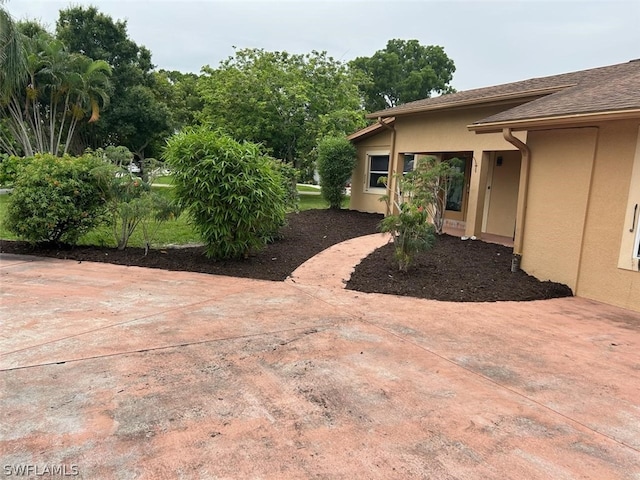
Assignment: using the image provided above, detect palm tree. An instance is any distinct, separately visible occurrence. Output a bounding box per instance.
[0,0,27,101]
[0,27,111,156]
[62,54,111,154]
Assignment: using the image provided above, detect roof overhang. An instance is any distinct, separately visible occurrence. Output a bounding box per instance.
[366,85,574,119]
[347,117,395,142]
[469,108,640,134]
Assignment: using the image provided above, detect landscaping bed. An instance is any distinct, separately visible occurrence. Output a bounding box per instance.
[1,209,572,301]
[347,234,573,302]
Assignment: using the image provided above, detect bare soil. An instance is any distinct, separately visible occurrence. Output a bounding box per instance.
[0,209,572,301]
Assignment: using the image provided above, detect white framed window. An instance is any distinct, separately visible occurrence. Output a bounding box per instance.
[365,151,390,192]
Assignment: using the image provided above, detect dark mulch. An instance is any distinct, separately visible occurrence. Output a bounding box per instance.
[0,209,382,282]
[346,234,573,302]
[1,209,572,301]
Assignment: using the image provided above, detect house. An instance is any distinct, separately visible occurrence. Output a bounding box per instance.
[348,60,640,312]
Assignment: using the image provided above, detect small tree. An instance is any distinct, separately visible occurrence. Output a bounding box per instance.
[91,146,181,251]
[316,136,356,209]
[378,155,464,271]
[163,127,287,259]
[387,156,464,234]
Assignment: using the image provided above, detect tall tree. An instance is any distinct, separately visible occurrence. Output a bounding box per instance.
[350,39,456,112]
[0,0,27,101]
[198,48,365,179]
[152,70,203,131]
[56,6,169,158]
[0,30,112,156]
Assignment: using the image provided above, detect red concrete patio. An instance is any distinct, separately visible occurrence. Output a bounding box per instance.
[1,235,640,479]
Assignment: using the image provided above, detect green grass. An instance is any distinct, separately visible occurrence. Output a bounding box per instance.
[77,186,200,248]
[0,195,16,240]
[296,184,320,193]
[151,175,174,186]
[0,185,350,247]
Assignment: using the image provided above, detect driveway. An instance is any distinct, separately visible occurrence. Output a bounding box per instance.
[1,237,640,479]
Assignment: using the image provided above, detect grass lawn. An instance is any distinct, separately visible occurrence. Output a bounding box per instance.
[0,185,350,247]
[296,184,320,192]
[151,175,174,186]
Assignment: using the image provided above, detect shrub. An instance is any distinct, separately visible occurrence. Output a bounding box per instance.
[271,160,299,212]
[377,155,463,271]
[0,154,27,187]
[404,156,464,234]
[163,127,287,259]
[92,146,181,251]
[4,153,106,245]
[379,203,435,272]
[316,136,356,209]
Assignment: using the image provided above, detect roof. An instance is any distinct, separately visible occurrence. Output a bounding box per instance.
[366,60,640,130]
[347,117,395,142]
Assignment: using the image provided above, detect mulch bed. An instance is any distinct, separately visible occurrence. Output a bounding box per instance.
[1,209,572,301]
[346,234,573,302]
[0,209,382,282]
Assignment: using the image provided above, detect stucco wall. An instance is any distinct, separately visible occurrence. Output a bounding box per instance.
[349,131,392,214]
[521,127,598,290]
[351,104,526,217]
[576,121,640,311]
[485,150,521,237]
[523,122,640,311]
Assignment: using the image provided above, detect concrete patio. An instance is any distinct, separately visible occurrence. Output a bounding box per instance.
[1,235,639,479]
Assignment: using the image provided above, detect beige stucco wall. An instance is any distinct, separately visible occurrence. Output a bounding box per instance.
[350,104,526,220]
[575,122,640,311]
[349,130,392,214]
[484,150,521,237]
[521,127,598,289]
[522,122,640,311]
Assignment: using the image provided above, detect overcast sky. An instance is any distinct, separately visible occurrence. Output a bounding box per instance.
[6,0,640,92]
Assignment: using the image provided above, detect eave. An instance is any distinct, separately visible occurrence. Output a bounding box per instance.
[468,108,640,134]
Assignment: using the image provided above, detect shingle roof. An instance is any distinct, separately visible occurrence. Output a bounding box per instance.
[367,60,640,125]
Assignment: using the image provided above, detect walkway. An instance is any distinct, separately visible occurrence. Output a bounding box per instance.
[1,236,639,479]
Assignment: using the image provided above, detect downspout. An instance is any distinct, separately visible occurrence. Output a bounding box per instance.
[378,117,397,216]
[502,128,531,272]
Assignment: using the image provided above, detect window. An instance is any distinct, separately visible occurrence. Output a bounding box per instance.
[403,154,415,174]
[444,154,468,213]
[367,153,389,191]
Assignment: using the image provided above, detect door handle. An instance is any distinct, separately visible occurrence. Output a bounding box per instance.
[631,204,638,232]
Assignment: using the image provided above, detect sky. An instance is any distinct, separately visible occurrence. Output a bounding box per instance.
[6,0,640,92]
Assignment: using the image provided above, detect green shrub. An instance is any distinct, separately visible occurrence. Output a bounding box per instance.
[316,136,356,209]
[272,160,299,212]
[379,203,435,272]
[4,153,106,245]
[163,127,287,259]
[92,146,182,251]
[0,154,27,187]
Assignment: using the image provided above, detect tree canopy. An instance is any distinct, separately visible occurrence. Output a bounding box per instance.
[197,48,366,178]
[0,22,112,156]
[350,39,456,112]
[0,1,27,101]
[55,6,170,158]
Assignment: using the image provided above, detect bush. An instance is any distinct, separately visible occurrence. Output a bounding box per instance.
[4,153,106,245]
[316,136,356,209]
[271,160,299,212]
[379,204,435,272]
[0,154,27,187]
[92,146,182,252]
[163,127,287,259]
